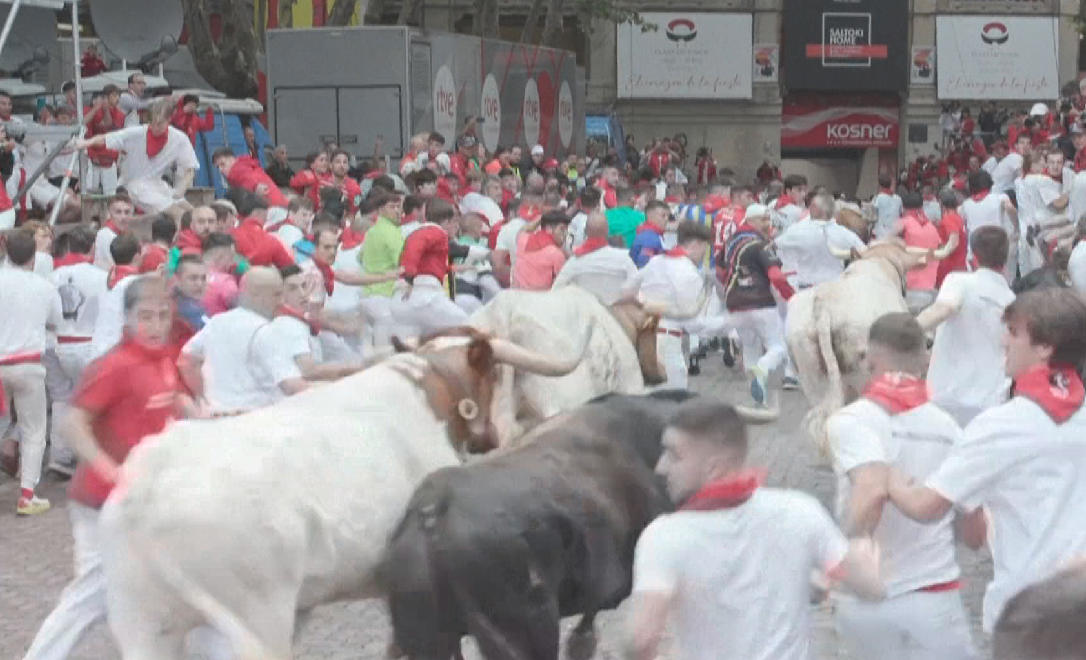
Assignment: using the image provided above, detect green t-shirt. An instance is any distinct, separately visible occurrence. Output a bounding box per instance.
[359,215,405,297]
[606,206,646,249]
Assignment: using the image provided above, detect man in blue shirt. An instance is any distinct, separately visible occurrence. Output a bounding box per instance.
[174,254,210,333]
[629,201,672,268]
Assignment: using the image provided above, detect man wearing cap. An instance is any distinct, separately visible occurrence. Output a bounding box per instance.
[526,144,546,180]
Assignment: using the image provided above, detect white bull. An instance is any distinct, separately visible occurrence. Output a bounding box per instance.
[785,239,950,455]
[96,330,590,660]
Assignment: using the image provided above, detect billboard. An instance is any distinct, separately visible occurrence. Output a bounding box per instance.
[782,0,909,92]
[617,13,753,99]
[782,96,900,149]
[935,16,1059,100]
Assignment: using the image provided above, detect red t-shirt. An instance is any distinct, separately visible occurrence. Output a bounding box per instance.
[226,155,289,208]
[936,210,968,287]
[68,337,182,508]
[232,217,295,269]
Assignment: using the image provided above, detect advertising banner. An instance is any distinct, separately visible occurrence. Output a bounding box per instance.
[617,13,753,99]
[782,0,909,92]
[753,44,779,83]
[782,100,900,149]
[911,47,935,85]
[935,16,1059,100]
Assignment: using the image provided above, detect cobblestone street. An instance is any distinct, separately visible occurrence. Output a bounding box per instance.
[0,359,992,659]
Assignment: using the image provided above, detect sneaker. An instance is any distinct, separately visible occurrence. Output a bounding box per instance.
[750,366,769,407]
[783,376,799,391]
[17,495,51,516]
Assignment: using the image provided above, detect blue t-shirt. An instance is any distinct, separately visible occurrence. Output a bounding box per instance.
[630,229,665,269]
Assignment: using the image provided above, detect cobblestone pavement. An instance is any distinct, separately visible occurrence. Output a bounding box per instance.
[1,359,993,659]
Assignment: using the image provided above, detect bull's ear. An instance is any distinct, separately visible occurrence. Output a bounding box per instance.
[467,338,496,371]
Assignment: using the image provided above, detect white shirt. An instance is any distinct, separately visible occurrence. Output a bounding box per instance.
[105,125,200,186]
[399,220,422,238]
[991,152,1024,194]
[927,399,1086,632]
[89,275,137,359]
[0,267,62,358]
[33,251,53,277]
[872,192,903,240]
[632,489,849,660]
[551,245,640,306]
[774,219,865,287]
[928,269,1015,415]
[1069,240,1086,292]
[51,262,108,340]
[268,314,322,364]
[275,224,304,253]
[326,241,364,314]
[458,192,504,227]
[639,253,705,328]
[495,217,528,267]
[566,211,589,250]
[959,192,1012,263]
[181,307,303,413]
[828,398,962,598]
[95,225,119,269]
[771,201,805,234]
[982,155,1000,175]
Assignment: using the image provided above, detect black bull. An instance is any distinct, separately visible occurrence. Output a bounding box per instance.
[379,390,696,660]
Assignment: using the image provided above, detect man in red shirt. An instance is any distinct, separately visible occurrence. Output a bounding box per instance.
[393,198,469,334]
[83,86,126,195]
[213,148,289,208]
[936,189,967,287]
[21,275,196,660]
[231,192,295,269]
[327,149,363,217]
[170,93,214,146]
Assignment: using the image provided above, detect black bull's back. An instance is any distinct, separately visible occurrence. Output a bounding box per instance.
[380,392,692,660]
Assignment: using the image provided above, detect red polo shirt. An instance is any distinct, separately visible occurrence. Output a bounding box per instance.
[68,337,182,508]
[226,155,289,208]
[232,216,294,269]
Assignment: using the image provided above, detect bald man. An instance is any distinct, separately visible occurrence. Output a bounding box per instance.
[552,211,641,305]
[179,266,309,414]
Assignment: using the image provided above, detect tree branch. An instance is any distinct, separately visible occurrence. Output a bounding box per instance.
[328,0,359,26]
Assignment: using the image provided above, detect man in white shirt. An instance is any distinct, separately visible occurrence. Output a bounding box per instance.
[889,288,1086,635]
[89,233,142,360]
[94,194,135,269]
[75,97,199,222]
[271,197,315,254]
[828,312,979,660]
[776,192,866,289]
[625,398,884,660]
[117,72,152,127]
[552,211,640,306]
[638,221,713,390]
[990,133,1031,195]
[45,227,108,476]
[565,187,601,250]
[981,140,1005,176]
[959,169,1018,285]
[0,230,63,515]
[918,226,1016,426]
[872,174,904,240]
[770,174,808,234]
[179,267,308,415]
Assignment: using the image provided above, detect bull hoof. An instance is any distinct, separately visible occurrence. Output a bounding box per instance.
[566,628,598,660]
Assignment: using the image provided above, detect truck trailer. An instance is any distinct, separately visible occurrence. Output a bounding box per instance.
[265,26,585,171]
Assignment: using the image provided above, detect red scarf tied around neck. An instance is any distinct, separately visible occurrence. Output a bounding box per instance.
[970,188,991,203]
[682,468,767,511]
[636,221,665,237]
[864,372,931,415]
[664,246,688,258]
[104,220,123,235]
[524,229,560,253]
[146,126,168,158]
[174,229,204,253]
[54,253,91,268]
[276,305,321,337]
[1012,364,1085,423]
[107,264,138,290]
[574,237,608,257]
[311,260,335,296]
[340,227,365,250]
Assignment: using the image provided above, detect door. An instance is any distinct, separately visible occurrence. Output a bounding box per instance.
[273,87,338,171]
[337,87,404,158]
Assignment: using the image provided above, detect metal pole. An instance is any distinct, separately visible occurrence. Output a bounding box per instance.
[47,125,86,227]
[15,132,75,199]
[0,0,24,60]
[71,0,85,189]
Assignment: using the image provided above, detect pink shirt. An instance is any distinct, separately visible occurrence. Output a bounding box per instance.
[202,271,239,316]
[512,232,566,290]
[902,212,941,292]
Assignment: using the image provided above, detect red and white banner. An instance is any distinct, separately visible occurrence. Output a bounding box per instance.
[781,105,899,148]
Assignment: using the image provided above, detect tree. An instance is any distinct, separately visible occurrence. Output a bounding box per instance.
[181,0,261,98]
[524,0,650,44]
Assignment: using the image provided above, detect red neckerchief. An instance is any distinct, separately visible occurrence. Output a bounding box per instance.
[665,246,688,258]
[174,228,204,252]
[902,208,929,225]
[636,221,665,237]
[702,194,730,214]
[519,205,543,223]
[54,252,91,268]
[879,187,895,195]
[1011,363,1085,423]
[774,193,795,209]
[266,217,295,234]
[681,468,767,511]
[970,188,990,203]
[574,237,609,257]
[104,220,123,235]
[107,264,137,290]
[864,372,931,415]
[146,126,168,158]
[1046,171,1064,184]
[276,304,321,337]
[311,259,335,295]
[340,227,365,250]
[524,229,559,253]
[663,195,683,204]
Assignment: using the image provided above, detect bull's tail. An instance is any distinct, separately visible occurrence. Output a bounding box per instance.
[806,292,843,458]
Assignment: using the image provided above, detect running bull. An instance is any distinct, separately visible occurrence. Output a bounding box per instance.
[94,327,591,660]
[470,284,712,446]
[785,239,951,455]
[381,391,778,660]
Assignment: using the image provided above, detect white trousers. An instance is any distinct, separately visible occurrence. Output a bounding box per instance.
[778,299,796,379]
[731,307,787,376]
[22,504,108,660]
[391,276,468,338]
[125,177,177,213]
[651,329,687,391]
[359,295,395,349]
[85,163,119,195]
[0,362,47,491]
[836,590,978,660]
[43,344,93,465]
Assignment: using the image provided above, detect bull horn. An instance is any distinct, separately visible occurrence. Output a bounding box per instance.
[639,298,669,317]
[931,242,955,260]
[735,404,780,424]
[490,322,595,377]
[904,245,932,255]
[828,244,856,260]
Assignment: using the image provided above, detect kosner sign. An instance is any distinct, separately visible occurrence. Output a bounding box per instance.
[616,13,753,99]
[782,104,899,148]
[936,16,1059,100]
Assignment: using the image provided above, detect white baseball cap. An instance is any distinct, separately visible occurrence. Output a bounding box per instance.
[1030,102,1049,117]
[531,144,544,156]
[745,203,770,219]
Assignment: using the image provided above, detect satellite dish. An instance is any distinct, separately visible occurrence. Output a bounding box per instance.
[90,0,184,65]
[0,5,56,73]
[0,78,46,97]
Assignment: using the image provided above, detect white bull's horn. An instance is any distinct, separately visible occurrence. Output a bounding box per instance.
[932,242,955,260]
[639,298,669,317]
[829,244,856,260]
[490,322,595,377]
[903,245,933,255]
[735,404,780,424]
